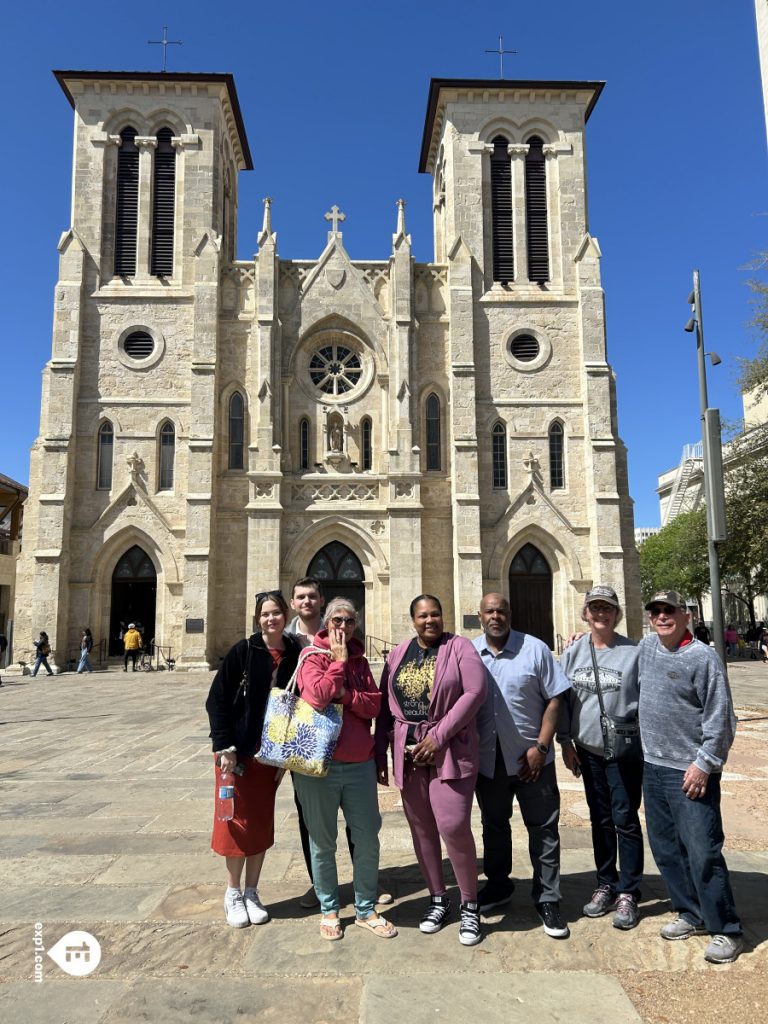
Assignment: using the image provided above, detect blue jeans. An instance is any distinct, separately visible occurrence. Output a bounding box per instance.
[77,650,93,673]
[643,762,741,936]
[31,655,52,676]
[577,745,644,897]
[293,759,381,919]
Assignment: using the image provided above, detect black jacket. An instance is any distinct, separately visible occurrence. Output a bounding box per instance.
[205,632,301,757]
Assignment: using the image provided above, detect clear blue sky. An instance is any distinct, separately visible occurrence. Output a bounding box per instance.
[2,0,765,526]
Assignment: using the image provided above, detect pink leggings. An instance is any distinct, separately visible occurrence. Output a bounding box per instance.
[401,762,478,904]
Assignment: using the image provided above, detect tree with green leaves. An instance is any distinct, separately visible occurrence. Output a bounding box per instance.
[638,509,710,607]
[719,431,768,627]
[737,263,768,399]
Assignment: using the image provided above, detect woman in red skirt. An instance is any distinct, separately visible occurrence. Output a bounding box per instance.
[206,591,301,927]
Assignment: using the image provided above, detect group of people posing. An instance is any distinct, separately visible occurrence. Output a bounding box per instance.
[205,577,743,964]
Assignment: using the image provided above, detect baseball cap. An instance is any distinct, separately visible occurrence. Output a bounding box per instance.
[584,585,620,608]
[644,590,686,611]
[128,622,136,628]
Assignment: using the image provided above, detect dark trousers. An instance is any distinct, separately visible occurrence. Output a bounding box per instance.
[294,786,353,881]
[475,743,561,904]
[577,744,644,897]
[124,650,138,670]
[643,762,741,936]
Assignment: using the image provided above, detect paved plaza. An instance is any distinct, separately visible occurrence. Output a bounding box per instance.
[0,658,767,1023]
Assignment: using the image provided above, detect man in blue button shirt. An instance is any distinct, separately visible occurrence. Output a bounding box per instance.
[473,593,571,938]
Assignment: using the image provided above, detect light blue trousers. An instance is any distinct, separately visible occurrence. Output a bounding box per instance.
[293,759,381,919]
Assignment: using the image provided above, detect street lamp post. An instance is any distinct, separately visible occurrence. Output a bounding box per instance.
[685,269,728,670]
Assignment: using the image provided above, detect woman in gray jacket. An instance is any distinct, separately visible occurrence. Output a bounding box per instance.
[558,586,643,930]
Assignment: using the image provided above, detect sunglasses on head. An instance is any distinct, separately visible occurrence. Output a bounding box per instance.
[256,590,283,604]
[330,616,356,627]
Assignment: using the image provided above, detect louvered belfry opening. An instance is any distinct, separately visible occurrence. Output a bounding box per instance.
[151,127,176,276]
[525,136,549,283]
[490,135,514,284]
[115,127,139,276]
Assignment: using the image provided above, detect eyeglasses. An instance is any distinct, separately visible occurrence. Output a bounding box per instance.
[588,602,616,614]
[330,616,356,627]
[256,590,283,604]
[649,605,680,617]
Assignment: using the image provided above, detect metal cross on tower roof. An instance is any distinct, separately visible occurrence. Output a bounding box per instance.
[148,26,183,72]
[485,34,517,79]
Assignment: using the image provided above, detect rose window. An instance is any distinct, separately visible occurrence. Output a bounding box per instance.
[309,344,362,395]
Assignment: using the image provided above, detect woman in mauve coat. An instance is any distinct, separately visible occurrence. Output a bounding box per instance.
[375,594,487,946]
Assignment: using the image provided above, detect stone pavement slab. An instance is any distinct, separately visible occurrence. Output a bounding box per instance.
[361,973,643,1024]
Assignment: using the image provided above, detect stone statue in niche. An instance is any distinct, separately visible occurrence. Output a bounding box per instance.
[329,421,343,452]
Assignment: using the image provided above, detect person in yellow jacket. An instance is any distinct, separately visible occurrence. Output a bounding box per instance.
[123,623,143,672]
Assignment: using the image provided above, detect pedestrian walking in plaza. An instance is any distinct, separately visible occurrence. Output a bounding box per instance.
[77,628,94,673]
[558,585,644,930]
[122,623,142,672]
[31,631,53,676]
[0,630,7,686]
[375,594,486,946]
[640,590,743,964]
[294,597,395,941]
[205,591,301,928]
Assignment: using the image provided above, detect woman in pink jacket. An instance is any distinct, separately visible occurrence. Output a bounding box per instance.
[375,594,487,946]
[294,597,396,941]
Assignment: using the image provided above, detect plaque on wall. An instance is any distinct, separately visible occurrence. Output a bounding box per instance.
[462,614,481,631]
[185,618,205,634]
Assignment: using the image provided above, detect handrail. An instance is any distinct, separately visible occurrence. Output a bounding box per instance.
[365,634,394,661]
[150,641,175,670]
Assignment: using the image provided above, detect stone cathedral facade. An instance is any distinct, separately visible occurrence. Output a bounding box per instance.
[13,70,640,670]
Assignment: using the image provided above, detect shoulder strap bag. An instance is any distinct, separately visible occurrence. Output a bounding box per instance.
[255,645,344,778]
[589,638,642,763]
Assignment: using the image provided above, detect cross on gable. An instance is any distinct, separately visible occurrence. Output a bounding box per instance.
[324,205,346,236]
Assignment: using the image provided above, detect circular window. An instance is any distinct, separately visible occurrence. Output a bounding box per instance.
[116,325,165,370]
[509,334,539,362]
[503,329,551,373]
[123,331,155,360]
[309,344,362,395]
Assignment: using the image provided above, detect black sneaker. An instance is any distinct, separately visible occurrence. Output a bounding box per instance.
[458,901,482,946]
[419,894,451,934]
[477,882,514,914]
[536,901,570,939]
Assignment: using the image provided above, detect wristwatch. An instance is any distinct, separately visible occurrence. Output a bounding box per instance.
[535,742,549,755]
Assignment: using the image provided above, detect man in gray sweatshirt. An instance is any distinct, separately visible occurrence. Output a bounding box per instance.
[639,589,742,964]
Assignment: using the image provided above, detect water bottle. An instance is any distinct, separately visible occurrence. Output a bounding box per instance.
[216,771,235,821]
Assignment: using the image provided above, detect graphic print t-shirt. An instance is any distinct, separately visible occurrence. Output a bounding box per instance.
[392,638,441,744]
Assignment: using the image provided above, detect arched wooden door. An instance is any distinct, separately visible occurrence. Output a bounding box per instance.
[109,545,157,654]
[508,543,554,648]
[307,541,365,636]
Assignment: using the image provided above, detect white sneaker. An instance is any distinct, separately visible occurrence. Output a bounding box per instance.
[243,887,270,925]
[224,888,250,928]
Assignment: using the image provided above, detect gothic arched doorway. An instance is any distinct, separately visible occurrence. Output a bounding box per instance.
[307,541,365,636]
[109,545,157,654]
[508,542,554,648]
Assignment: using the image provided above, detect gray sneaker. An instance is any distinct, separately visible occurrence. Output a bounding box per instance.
[660,914,707,940]
[704,934,744,964]
[612,893,639,930]
[583,884,613,918]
